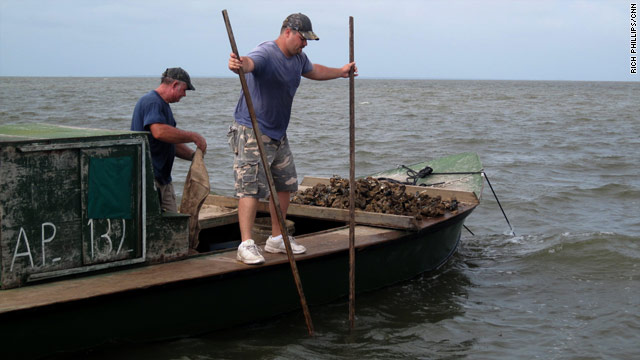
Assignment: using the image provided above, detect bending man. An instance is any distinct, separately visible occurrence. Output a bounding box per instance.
[131,67,207,212]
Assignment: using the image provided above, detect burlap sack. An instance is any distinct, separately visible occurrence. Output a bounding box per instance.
[179,149,210,251]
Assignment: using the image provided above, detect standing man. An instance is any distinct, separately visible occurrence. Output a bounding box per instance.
[227,13,357,265]
[131,67,207,213]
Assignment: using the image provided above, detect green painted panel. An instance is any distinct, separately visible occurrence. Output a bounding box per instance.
[80,147,141,266]
[88,157,133,219]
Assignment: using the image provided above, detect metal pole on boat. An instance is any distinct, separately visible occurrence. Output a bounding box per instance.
[222,9,314,336]
[348,16,356,330]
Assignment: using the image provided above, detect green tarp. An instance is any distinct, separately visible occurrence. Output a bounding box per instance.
[88,156,132,219]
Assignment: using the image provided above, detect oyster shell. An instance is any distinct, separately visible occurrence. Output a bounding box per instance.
[291,176,458,219]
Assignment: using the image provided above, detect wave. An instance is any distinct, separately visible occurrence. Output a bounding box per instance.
[460,232,640,264]
[539,183,640,201]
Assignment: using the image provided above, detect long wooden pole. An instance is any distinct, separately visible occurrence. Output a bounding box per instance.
[222,9,314,336]
[348,16,356,330]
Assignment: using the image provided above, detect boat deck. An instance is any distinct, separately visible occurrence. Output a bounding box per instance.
[0,223,404,314]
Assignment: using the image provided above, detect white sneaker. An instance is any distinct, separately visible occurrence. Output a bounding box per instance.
[265,235,306,254]
[236,239,265,265]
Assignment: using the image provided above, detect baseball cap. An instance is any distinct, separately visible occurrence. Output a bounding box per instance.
[282,13,319,40]
[162,67,195,90]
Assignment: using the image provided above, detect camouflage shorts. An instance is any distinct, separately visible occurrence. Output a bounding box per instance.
[227,123,298,198]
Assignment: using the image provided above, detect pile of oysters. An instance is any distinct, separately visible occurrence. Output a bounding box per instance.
[291,176,458,220]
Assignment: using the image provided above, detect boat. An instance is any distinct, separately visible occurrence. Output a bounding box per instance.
[0,124,483,359]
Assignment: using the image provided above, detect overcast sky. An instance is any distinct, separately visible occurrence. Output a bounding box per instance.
[0,0,637,81]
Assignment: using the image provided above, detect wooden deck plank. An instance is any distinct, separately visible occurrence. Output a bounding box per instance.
[207,195,421,230]
[198,203,238,229]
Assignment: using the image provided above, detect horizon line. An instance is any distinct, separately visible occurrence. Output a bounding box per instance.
[0,75,635,83]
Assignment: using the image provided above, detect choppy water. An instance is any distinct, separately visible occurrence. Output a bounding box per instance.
[1,77,639,359]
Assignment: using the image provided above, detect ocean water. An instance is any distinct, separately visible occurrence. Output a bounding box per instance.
[1,77,639,359]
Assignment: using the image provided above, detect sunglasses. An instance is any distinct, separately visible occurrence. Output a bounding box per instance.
[295,31,307,42]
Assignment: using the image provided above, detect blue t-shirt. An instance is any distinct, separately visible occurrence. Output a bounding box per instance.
[130,90,176,184]
[234,41,313,140]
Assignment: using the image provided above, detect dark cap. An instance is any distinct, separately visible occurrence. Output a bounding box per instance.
[282,13,319,40]
[162,67,195,90]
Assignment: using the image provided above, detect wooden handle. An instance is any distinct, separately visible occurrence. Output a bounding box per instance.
[348,15,356,330]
